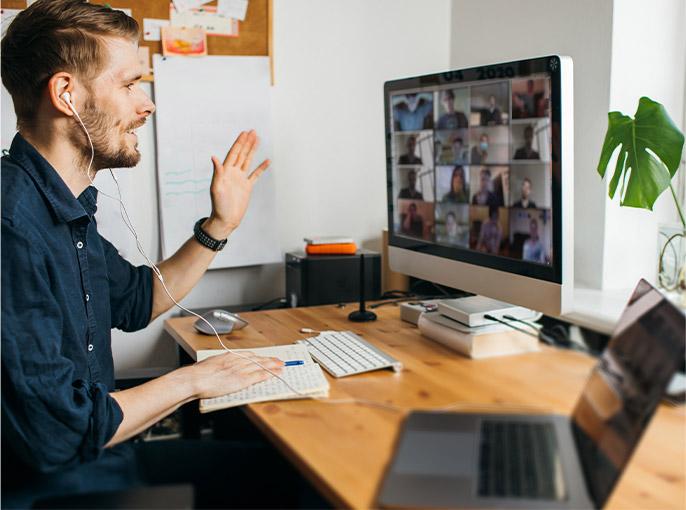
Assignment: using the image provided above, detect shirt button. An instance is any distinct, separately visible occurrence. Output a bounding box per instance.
[85,294,90,302]
[76,241,84,249]
[88,344,94,352]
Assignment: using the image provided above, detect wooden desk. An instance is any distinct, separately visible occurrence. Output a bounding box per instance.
[164,305,685,509]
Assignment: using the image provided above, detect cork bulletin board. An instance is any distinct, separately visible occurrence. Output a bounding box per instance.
[2,0,273,81]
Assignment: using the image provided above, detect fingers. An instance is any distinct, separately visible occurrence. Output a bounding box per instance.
[235,130,257,170]
[223,131,248,167]
[249,159,270,182]
[239,131,260,171]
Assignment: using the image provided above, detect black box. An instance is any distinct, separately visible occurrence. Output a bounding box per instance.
[285,250,381,307]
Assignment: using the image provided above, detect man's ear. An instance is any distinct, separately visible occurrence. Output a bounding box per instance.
[47,72,75,117]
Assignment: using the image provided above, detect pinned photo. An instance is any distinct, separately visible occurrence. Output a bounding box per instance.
[161,26,208,56]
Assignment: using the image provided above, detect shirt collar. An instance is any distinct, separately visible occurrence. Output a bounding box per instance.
[8,133,96,223]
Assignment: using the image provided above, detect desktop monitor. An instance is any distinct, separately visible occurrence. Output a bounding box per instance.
[385,55,573,316]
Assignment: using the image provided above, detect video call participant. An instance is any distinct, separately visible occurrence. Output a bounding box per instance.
[451,136,468,164]
[442,166,469,203]
[398,135,422,164]
[398,169,424,200]
[476,205,502,255]
[437,89,468,129]
[481,94,503,126]
[513,125,540,160]
[393,93,433,131]
[471,167,498,206]
[1,1,296,507]
[401,202,425,238]
[471,133,489,164]
[522,217,546,263]
[512,177,537,208]
[444,211,459,241]
[513,79,536,118]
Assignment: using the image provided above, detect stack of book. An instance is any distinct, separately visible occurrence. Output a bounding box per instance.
[304,236,357,255]
[418,311,539,359]
[416,296,541,359]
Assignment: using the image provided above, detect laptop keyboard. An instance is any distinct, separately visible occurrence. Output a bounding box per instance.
[478,420,563,500]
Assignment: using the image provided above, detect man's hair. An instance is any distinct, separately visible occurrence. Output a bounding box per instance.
[1,0,139,131]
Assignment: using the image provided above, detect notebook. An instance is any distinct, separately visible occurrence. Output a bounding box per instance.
[196,344,330,413]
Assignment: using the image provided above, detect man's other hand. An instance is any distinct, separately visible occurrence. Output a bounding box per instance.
[189,351,283,399]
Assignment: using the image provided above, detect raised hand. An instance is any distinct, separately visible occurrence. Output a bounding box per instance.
[207,130,270,237]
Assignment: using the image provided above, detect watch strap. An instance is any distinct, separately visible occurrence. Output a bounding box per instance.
[193,217,228,251]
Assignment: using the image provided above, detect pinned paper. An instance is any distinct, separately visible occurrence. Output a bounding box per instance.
[170,4,239,37]
[172,0,213,13]
[1,8,21,37]
[143,18,170,41]
[161,26,207,57]
[217,0,249,21]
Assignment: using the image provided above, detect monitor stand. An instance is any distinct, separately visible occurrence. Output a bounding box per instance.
[437,295,536,328]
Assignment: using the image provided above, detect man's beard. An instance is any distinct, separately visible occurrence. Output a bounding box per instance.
[71,100,142,171]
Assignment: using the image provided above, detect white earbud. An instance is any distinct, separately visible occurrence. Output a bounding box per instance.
[61,91,74,110]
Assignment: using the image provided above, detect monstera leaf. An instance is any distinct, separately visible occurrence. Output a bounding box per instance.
[597,96,684,210]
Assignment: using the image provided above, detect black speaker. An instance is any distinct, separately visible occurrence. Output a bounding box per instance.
[285,250,381,307]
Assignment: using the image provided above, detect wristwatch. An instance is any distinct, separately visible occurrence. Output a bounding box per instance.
[193,217,228,251]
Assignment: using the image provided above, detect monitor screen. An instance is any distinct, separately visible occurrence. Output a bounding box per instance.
[385,55,564,284]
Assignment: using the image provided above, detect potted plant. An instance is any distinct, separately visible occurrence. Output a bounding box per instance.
[597,96,685,298]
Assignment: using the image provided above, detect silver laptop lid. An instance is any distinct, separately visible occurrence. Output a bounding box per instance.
[570,279,685,508]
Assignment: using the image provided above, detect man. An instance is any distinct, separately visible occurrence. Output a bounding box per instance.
[513,79,536,118]
[400,202,424,238]
[470,133,489,164]
[512,177,538,208]
[522,218,547,263]
[393,92,433,131]
[476,205,502,255]
[398,135,422,165]
[1,1,294,507]
[480,94,502,126]
[436,89,468,130]
[451,136,469,165]
[398,169,424,200]
[513,125,540,160]
[471,167,497,206]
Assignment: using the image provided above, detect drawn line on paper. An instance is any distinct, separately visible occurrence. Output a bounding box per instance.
[165,188,209,197]
[165,178,211,185]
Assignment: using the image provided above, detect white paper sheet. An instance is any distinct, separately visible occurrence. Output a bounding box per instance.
[217,0,249,21]
[153,55,280,269]
[143,18,170,41]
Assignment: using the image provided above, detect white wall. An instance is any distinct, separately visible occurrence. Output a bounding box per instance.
[449,0,615,289]
[602,0,686,290]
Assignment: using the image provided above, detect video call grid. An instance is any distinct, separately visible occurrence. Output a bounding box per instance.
[389,76,554,266]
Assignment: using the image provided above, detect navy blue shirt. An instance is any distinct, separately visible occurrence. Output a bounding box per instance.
[1,134,153,504]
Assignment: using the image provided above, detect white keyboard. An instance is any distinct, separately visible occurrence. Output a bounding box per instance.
[296,331,403,378]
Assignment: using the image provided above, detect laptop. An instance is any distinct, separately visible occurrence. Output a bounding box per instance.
[377,279,685,509]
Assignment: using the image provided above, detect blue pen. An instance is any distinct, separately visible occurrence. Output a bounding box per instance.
[284,360,304,366]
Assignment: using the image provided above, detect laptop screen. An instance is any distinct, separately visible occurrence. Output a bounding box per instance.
[571,279,685,507]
